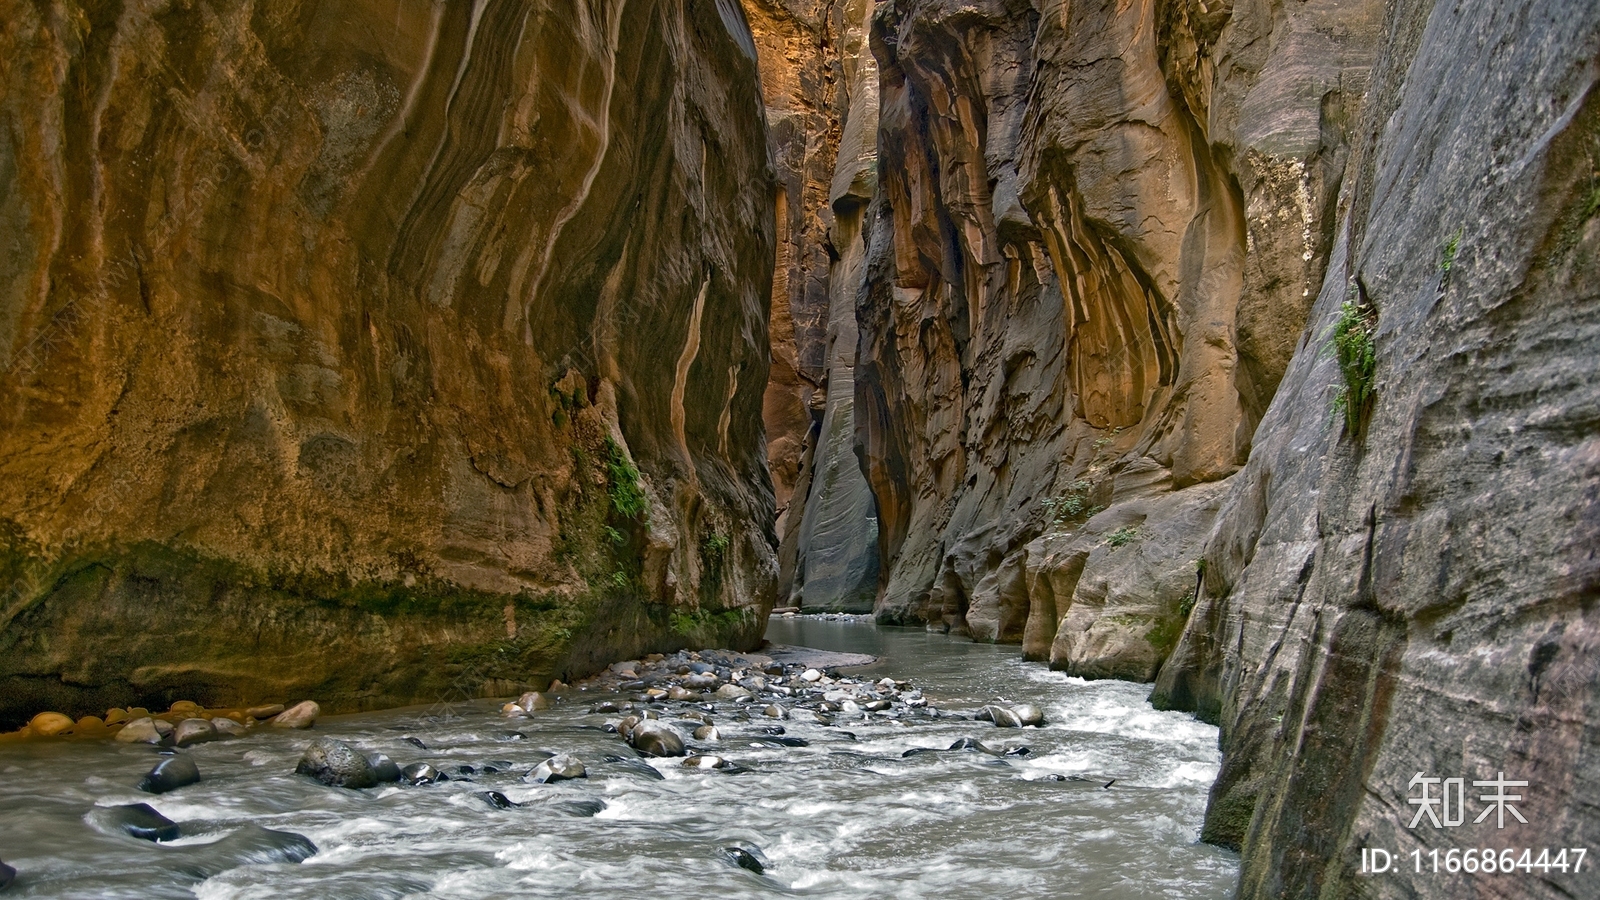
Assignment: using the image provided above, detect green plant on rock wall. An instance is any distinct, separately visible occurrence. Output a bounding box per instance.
[1328,295,1378,435]
[1106,525,1140,548]
[604,438,648,522]
[1042,481,1101,527]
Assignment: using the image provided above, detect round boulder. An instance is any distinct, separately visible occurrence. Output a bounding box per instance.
[272,701,320,729]
[629,720,686,757]
[365,752,402,783]
[295,738,377,788]
[173,718,219,747]
[978,705,1023,728]
[114,717,170,745]
[401,762,442,785]
[526,753,587,784]
[1013,703,1045,727]
[138,754,201,794]
[27,712,73,737]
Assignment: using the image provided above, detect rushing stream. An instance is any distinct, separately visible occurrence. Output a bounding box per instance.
[0,616,1238,898]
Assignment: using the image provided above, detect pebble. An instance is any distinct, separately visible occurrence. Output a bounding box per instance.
[272,701,320,729]
[138,754,201,793]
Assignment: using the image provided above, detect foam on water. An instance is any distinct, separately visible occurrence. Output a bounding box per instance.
[0,618,1237,899]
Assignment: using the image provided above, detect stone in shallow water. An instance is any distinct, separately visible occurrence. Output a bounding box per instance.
[173,718,218,747]
[721,846,766,874]
[714,684,752,700]
[526,753,587,784]
[1013,703,1045,727]
[210,717,247,737]
[629,721,686,757]
[602,756,666,781]
[681,754,734,769]
[295,738,377,788]
[762,704,786,719]
[977,705,1024,727]
[101,802,181,842]
[800,669,823,683]
[479,791,519,810]
[366,752,402,783]
[557,799,607,817]
[401,763,441,785]
[0,857,13,890]
[139,755,201,794]
[114,717,170,745]
[272,701,320,729]
[27,712,73,736]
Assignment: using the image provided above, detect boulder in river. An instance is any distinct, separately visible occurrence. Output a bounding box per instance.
[365,752,402,783]
[977,705,1024,727]
[692,725,721,742]
[245,703,285,720]
[210,717,247,737]
[101,802,181,842]
[557,798,607,817]
[526,753,587,784]
[681,754,734,769]
[295,738,378,788]
[172,718,219,747]
[721,846,766,874]
[401,762,442,785]
[114,717,171,745]
[479,790,519,809]
[272,701,320,729]
[1013,704,1045,727]
[27,712,74,736]
[139,755,201,793]
[629,720,686,757]
[0,857,12,890]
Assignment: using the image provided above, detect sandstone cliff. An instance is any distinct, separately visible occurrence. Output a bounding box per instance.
[1150,0,1600,896]
[0,0,777,728]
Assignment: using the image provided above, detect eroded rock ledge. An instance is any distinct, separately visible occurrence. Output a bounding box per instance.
[0,0,777,727]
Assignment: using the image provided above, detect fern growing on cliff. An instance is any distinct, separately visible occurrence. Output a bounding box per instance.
[1329,297,1377,435]
[603,438,648,522]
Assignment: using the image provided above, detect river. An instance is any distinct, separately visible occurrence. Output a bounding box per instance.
[0,616,1239,898]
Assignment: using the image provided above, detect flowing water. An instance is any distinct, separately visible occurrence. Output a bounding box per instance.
[0,616,1238,898]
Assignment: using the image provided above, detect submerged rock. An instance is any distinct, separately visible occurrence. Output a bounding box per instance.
[100,803,181,842]
[0,857,12,890]
[272,701,320,729]
[479,791,520,810]
[295,738,377,788]
[721,846,766,874]
[139,755,201,794]
[556,799,607,817]
[526,753,587,784]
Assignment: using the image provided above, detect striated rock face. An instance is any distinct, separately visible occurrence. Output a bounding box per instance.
[1150,0,1600,895]
[849,0,1379,672]
[0,0,776,727]
[749,0,883,610]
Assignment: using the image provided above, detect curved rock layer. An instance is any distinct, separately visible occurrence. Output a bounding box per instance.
[847,0,1378,676]
[0,0,777,728]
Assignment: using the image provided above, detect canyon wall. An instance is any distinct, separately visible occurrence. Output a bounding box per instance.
[1150,0,1600,896]
[0,0,777,728]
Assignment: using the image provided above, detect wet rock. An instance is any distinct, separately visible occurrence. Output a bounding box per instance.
[479,790,519,810]
[172,826,318,876]
[714,684,752,700]
[762,704,786,719]
[693,725,722,741]
[245,704,285,720]
[721,846,766,874]
[401,763,442,785]
[295,738,378,789]
[1013,704,1045,727]
[501,702,529,718]
[516,691,552,711]
[557,799,607,817]
[603,756,666,781]
[753,736,809,748]
[210,717,247,737]
[527,753,587,784]
[102,803,181,842]
[28,712,74,736]
[589,701,622,714]
[404,737,428,750]
[617,715,642,739]
[114,717,171,745]
[172,718,219,747]
[0,857,12,890]
[682,754,735,769]
[629,720,687,757]
[977,705,1024,728]
[758,724,786,735]
[138,755,200,794]
[667,686,695,701]
[366,752,402,783]
[272,701,320,729]
[800,669,823,683]
[863,700,892,712]
[104,708,130,726]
